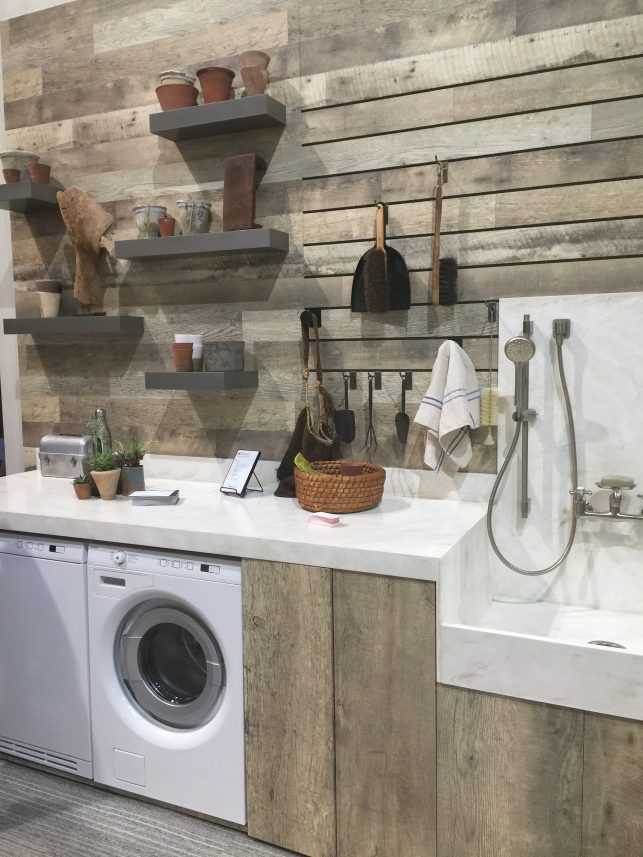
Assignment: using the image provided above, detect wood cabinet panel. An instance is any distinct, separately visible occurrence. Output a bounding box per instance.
[582,712,643,857]
[333,572,436,857]
[437,685,583,857]
[242,559,336,857]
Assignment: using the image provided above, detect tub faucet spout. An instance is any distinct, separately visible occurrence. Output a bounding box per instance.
[573,476,643,520]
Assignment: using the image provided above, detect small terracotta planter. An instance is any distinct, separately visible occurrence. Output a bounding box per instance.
[240,51,271,70]
[74,482,92,500]
[156,83,198,111]
[91,468,121,501]
[197,67,234,103]
[27,161,50,183]
[172,342,194,371]
[3,169,20,183]
[241,67,269,96]
[159,215,175,237]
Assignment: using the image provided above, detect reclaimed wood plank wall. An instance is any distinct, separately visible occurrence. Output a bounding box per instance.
[2,0,642,471]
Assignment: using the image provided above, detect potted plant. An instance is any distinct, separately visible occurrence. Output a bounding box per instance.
[117,435,146,496]
[89,450,121,500]
[73,473,92,500]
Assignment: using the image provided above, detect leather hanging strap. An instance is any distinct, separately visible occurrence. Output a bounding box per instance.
[301,311,322,383]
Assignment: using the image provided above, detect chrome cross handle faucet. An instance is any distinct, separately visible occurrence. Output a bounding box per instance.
[572,475,643,520]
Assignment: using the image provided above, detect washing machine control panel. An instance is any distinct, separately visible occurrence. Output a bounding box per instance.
[88,545,240,584]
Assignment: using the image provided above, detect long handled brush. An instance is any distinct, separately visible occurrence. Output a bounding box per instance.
[430,160,457,305]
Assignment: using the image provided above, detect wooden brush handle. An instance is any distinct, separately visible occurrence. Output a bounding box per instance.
[430,166,444,305]
[375,203,386,250]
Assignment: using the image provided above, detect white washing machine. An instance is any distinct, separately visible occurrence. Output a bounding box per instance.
[87,544,245,824]
[0,533,92,778]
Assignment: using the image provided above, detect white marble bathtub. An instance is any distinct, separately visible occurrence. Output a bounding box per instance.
[439,600,643,720]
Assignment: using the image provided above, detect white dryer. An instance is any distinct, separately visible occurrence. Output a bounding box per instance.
[0,533,91,778]
[87,544,245,824]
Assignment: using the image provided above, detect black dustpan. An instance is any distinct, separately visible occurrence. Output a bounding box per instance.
[351,203,410,312]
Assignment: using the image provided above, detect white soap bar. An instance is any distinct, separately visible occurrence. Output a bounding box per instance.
[308,512,340,527]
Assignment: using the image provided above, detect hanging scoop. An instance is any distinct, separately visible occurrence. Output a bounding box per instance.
[351,203,410,313]
[395,372,410,444]
[334,372,356,443]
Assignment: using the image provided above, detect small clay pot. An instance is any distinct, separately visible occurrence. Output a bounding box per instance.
[3,169,20,183]
[38,291,61,318]
[156,83,198,111]
[241,67,269,96]
[197,67,234,103]
[172,342,194,372]
[158,215,175,237]
[27,161,50,183]
[74,482,92,500]
[90,468,121,501]
[240,51,271,70]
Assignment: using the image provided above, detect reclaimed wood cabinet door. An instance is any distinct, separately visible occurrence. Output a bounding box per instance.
[333,571,437,857]
[582,712,643,857]
[242,559,336,857]
[437,685,583,857]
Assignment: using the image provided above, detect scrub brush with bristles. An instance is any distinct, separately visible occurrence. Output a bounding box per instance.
[480,386,498,427]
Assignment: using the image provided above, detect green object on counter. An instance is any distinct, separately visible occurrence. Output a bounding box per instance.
[294,452,316,474]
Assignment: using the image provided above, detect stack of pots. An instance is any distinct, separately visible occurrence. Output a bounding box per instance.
[133,204,168,238]
[156,69,198,110]
[240,51,271,96]
[0,150,50,184]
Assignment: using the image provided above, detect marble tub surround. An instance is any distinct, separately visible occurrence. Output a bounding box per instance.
[0,470,485,581]
[438,291,643,722]
[491,291,643,612]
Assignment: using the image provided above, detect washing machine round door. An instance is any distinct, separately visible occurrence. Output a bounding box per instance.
[117,604,225,729]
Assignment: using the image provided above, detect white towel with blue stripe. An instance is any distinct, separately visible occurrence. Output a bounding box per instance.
[414,340,481,472]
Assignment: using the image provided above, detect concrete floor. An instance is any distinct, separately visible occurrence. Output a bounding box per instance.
[0,759,289,857]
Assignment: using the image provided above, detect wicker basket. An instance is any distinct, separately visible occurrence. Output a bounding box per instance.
[294,460,386,513]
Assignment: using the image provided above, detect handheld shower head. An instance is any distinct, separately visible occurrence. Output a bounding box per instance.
[504,335,536,364]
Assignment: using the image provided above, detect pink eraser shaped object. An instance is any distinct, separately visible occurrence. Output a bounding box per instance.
[308,512,340,527]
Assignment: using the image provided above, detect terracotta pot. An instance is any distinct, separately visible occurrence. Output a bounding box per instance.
[27,161,50,183]
[121,465,145,496]
[156,83,198,111]
[172,342,194,371]
[241,66,269,96]
[74,482,92,500]
[159,215,175,237]
[90,468,121,500]
[240,51,271,70]
[3,169,20,183]
[197,67,234,103]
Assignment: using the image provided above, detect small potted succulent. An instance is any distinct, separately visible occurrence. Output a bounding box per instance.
[73,473,92,500]
[117,435,146,496]
[89,450,121,500]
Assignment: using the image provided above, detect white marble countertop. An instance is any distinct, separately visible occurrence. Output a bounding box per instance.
[0,471,486,580]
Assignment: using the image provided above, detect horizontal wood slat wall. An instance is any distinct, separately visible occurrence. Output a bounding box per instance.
[2,0,643,472]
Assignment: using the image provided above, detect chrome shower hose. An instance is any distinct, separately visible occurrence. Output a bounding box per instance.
[486,339,578,576]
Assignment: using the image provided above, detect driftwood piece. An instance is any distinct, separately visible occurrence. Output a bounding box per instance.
[57,187,113,308]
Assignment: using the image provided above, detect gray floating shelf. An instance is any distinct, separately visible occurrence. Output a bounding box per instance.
[3,316,144,337]
[114,228,289,259]
[0,181,61,213]
[145,371,258,392]
[149,94,286,141]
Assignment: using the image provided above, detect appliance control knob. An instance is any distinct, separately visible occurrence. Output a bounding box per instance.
[112,551,126,566]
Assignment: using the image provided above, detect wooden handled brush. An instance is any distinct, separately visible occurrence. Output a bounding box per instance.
[430,161,457,306]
